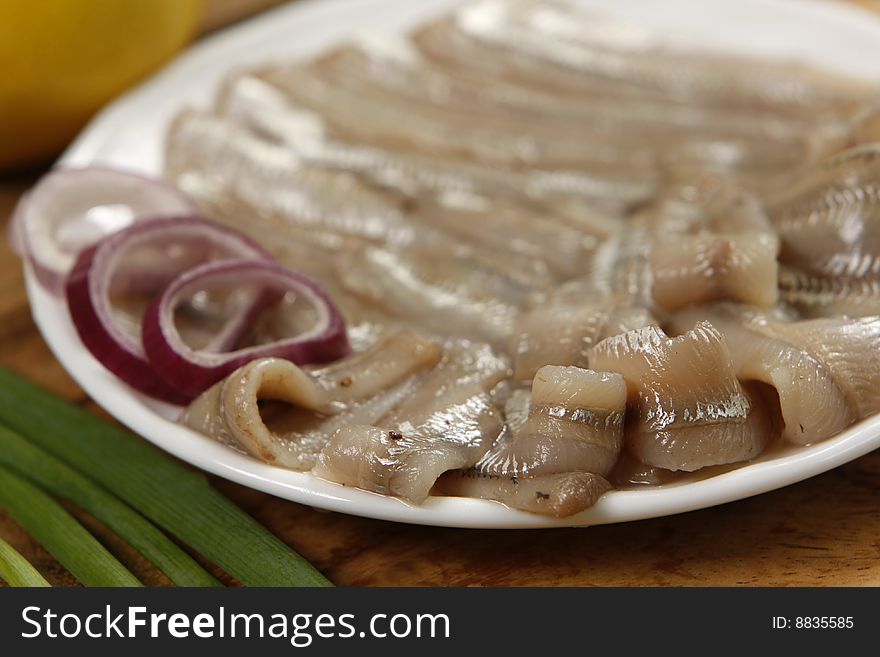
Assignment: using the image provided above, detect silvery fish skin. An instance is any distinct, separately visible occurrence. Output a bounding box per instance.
[770,145,880,316]
[261,48,825,189]
[589,322,774,471]
[410,192,604,281]
[552,179,780,316]
[669,304,868,445]
[510,300,656,381]
[640,179,780,311]
[336,245,544,347]
[476,366,626,478]
[180,331,442,469]
[328,32,822,146]
[257,63,664,175]
[301,40,817,175]
[313,341,509,503]
[166,110,421,246]
[428,0,874,116]
[778,267,880,318]
[218,73,655,216]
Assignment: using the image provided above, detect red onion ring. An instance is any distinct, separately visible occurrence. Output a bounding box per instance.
[16,166,195,294]
[142,259,351,398]
[65,217,272,404]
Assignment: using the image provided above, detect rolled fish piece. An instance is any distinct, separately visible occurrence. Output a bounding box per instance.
[548,180,779,319]
[312,341,509,503]
[435,365,623,517]
[180,330,442,469]
[477,365,626,478]
[641,179,780,311]
[769,145,880,317]
[670,305,848,445]
[752,315,880,422]
[589,321,773,471]
[510,300,656,381]
[672,305,880,445]
[649,231,779,311]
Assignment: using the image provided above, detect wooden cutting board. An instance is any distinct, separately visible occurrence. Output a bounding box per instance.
[1,0,879,587]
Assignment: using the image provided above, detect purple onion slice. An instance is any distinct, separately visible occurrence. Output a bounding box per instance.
[142,258,351,398]
[17,166,196,293]
[65,217,271,404]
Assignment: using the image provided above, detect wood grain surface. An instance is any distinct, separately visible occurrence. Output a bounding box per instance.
[1,0,879,587]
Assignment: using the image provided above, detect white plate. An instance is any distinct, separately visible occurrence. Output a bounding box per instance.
[26,0,880,528]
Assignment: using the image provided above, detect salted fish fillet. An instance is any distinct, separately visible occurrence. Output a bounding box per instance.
[257,64,665,175]
[427,1,873,117]
[313,341,509,503]
[477,366,626,478]
[259,53,821,186]
[510,300,656,381]
[669,304,852,445]
[166,110,420,246]
[298,39,817,177]
[589,322,773,471]
[218,72,656,216]
[411,193,603,280]
[570,187,779,316]
[328,32,822,148]
[180,331,442,469]
[168,108,587,282]
[336,245,543,347]
[435,366,621,517]
[167,109,555,306]
[769,145,880,316]
[414,3,862,183]
[641,179,780,311]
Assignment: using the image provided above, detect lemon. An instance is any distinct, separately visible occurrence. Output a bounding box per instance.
[0,0,202,172]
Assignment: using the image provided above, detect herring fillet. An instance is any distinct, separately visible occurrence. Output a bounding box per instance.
[589,322,772,471]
